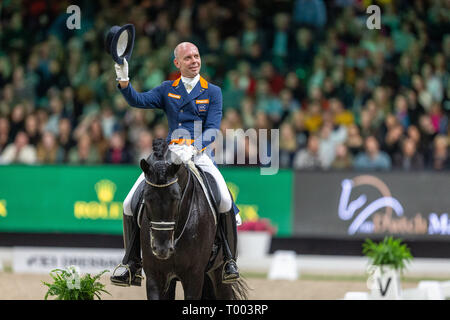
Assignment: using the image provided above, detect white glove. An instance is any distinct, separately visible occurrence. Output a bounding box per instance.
[114,58,129,81]
[169,144,198,164]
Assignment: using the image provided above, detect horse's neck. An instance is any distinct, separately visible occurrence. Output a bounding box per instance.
[177,164,190,191]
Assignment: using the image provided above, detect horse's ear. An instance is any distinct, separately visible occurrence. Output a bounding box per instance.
[140,159,150,173]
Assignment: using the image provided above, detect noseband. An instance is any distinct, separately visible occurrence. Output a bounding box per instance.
[145,177,178,188]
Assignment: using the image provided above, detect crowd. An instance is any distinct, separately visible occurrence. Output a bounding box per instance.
[0,0,449,171]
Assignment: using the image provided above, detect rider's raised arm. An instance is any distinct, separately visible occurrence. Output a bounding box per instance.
[118,82,166,110]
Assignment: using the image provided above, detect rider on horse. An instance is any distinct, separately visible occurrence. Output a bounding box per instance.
[110,42,241,287]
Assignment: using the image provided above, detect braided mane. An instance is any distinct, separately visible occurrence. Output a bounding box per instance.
[152,138,167,161]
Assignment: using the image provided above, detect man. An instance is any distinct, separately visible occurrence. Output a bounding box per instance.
[0,131,37,164]
[110,42,240,287]
[354,136,392,171]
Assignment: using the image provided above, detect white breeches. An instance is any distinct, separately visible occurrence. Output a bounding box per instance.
[123,145,232,216]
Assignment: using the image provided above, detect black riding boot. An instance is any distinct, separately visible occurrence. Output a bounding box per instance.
[219,209,240,283]
[110,213,143,287]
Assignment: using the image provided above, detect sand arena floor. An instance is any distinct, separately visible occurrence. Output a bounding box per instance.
[0,272,421,300]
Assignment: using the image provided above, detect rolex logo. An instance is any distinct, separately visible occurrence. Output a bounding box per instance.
[226,182,239,202]
[226,181,259,222]
[95,180,116,203]
[74,179,122,220]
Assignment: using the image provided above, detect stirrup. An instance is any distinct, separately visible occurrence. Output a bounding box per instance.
[222,259,240,284]
[111,263,143,287]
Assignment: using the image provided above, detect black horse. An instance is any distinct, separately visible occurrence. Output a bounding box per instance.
[137,139,248,299]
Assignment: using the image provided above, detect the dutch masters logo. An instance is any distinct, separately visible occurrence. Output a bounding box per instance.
[74,180,122,220]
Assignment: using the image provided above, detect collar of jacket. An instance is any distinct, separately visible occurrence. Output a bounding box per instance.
[172,75,208,89]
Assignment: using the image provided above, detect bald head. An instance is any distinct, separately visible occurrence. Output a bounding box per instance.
[173,42,201,78]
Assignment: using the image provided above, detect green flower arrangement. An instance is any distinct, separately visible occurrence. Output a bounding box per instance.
[362,236,413,274]
[42,266,111,300]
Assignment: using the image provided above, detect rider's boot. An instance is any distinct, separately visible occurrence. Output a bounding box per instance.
[220,207,240,283]
[110,213,143,287]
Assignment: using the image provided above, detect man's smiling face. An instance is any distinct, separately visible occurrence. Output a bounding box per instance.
[173,42,201,78]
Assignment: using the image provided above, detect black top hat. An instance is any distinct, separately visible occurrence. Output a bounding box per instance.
[105,24,135,65]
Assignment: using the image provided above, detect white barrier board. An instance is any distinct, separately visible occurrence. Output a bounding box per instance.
[12,246,124,274]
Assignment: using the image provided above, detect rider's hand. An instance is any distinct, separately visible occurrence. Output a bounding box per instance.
[171,144,197,164]
[115,58,129,82]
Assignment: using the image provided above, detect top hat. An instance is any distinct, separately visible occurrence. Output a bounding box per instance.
[105,24,135,65]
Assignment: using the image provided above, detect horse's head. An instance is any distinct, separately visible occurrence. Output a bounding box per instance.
[140,139,181,260]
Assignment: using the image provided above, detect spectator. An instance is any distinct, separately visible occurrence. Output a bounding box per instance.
[104,132,133,164]
[255,80,282,123]
[259,62,285,95]
[331,143,353,170]
[429,102,447,134]
[293,0,327,29]
[330,98,354,127]
[393,94,410,129]
[0,117,11,153]
[277,89,301,128]
[279,122,298,168]
[418,114,437,166]
[240,17,265,56]
[345,123,364,157]
[393,137,425,171]
[269,12,291,71]
[291,110,308,150]
[318,122,347,169]
[241,96,256,129]
[89,118,109,160]
[293,134,323,170]
[135,130,153,164]
[354,136,392,171]
[304,102,323,133]
[57,117,75,162]
[431,135,450,170]
[68,134,100,165]
[289,28,315,70]
[382,124,404,159]
[9,103,26,140]
[0,131,37,164]
[36,131,64,164]
[24,112,41,146]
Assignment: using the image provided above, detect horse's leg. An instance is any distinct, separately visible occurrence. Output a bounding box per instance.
[145,275,167,300]
[201,273,216,300]
[161,279,177,300]
[210,267,235,299]
[180,271,204,300]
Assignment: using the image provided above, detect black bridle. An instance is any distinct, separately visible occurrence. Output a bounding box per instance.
[143,166,193,245]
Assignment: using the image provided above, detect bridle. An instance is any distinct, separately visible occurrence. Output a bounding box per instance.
[144,177,178,232]
[145,177,178,188]
[142,169,193,245]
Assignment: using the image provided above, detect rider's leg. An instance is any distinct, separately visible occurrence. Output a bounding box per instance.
[194,152,240,283]
[110,173,144,287]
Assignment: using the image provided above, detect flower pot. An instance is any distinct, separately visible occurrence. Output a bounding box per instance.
[367,265,402,300]
[237,231,272,258]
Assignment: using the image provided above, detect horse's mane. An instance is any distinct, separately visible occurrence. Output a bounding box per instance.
[152,138,167,161]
